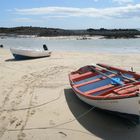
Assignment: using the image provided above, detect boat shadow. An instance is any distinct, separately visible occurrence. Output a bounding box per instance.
[5,57,48,62]
[64,88,140,140]
[5,58,35,62]
[5,58,17,62]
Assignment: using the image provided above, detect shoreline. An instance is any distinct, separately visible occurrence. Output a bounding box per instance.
[1,34,140,40]
[0,35,105,40]
[1,47,140,56]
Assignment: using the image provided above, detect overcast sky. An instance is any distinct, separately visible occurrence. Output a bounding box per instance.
[0,0,140,29]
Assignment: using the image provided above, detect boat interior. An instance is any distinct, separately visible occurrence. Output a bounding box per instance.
[70,64,140,99]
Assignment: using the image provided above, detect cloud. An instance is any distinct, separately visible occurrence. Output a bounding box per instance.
[113,0,133,5]
[15,4,140,19]
[13,18,41,23]
[13,18,33,22]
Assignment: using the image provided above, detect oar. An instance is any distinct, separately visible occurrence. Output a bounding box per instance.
[90,66,124,85]
[96,64,137,82]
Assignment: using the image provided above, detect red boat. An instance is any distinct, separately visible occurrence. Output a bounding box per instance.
[69,64,140,123]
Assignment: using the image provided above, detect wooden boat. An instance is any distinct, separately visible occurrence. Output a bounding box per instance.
[69,63,140,123]
[10,47,51,60]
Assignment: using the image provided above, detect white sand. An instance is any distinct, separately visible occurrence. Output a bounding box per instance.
[0,48,140,140]
[37,35,104,40]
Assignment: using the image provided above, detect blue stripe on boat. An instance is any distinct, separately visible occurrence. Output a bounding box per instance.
[123,73,134,78]
[13,54,33,60]
[78,78,111,92]
[78,76,123,93]
[74,71,111,85]
[90,88,112,96]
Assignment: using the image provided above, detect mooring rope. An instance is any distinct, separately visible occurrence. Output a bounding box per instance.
[5,106,95,133]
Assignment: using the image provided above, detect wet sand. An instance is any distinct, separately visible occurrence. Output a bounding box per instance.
[0,48,140,140]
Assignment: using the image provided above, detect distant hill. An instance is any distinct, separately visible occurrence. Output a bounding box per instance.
[0,26,140,38]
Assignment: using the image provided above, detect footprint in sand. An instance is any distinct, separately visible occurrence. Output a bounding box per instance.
[0,116,6,121]
[15,120,23,128]
[17,132,26,140]
[11,100,15,105]
[30,110,36,116]
[10,117,18,125]
[49,120,56,126]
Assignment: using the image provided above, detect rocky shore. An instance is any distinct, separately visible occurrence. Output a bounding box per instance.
[0,27,140,39]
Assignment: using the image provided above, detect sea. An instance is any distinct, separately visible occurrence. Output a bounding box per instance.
[0,37,140,54]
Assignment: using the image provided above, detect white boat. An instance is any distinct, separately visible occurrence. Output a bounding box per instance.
[69,64,140,123]
[10,47,51,60]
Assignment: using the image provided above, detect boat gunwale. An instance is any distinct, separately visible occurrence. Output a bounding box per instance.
[97,63,140,78]
[69,65,140,100]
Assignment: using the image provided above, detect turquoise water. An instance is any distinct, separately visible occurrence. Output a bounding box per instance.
[0,37,140,53]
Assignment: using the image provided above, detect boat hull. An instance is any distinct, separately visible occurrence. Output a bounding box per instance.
[10,48,51,60]
[75,91,140,117]
[12,53,50,60]
[69,64,140,123]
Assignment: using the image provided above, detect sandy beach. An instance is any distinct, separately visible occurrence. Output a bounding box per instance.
[1,48,140,140]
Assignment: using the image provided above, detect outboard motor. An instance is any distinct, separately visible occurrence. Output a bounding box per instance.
[43,44,48,51]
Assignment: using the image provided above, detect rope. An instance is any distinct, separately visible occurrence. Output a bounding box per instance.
[0,89,64,112]
[3,106,95,134]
